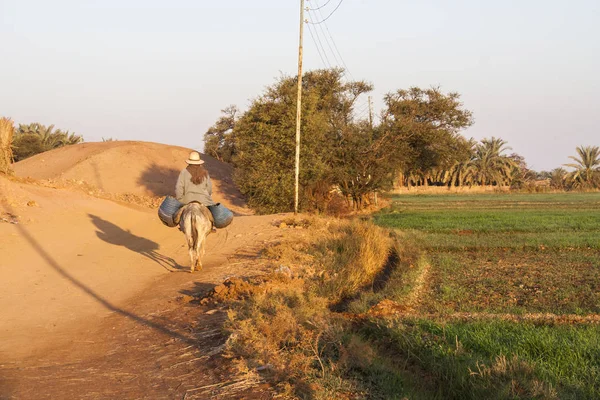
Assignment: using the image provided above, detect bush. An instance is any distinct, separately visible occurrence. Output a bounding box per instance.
[0,117,14,174]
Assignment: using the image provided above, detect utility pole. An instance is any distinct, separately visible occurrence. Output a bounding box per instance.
[294,0,305,215]
[368,95,377,206]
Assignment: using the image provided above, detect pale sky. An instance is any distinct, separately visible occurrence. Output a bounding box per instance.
[1,0,598,171]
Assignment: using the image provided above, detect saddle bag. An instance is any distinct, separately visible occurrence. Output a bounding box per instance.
[208,203,234,228]
[159,197,233,229]
[158,196,184,227]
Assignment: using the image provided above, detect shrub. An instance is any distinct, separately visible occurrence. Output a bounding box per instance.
[0,117,14,174]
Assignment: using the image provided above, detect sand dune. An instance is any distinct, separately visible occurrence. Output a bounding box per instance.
[13,141,247,213]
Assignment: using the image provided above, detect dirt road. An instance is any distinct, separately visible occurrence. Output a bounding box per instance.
[0,178,284,399]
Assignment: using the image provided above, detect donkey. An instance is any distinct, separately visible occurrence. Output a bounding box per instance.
[175,202,214,272]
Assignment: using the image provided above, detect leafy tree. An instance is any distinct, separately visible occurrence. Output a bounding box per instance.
[507,152,535,189]
[203,105,239,163]
[215,73,481,212]
[563,145,600,188]
[234,69,372,213]
[537,170,552,180]
[331,120,400,208]
[12,123,83,161]
[381,87,474,187]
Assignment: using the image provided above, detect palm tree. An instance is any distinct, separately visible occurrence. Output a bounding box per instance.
[549,167,568,189]
[470,137,517,186]
[446,138,476,187]
[564,145,600,188]
[12,123,83,161]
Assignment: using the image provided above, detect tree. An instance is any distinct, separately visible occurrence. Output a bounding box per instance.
[470,137,517,186]
[331,121,400,208]
[537,170,552,180]
[443,137,477,187]
[214,75,478,212]
[203,105,239,163]
[549,167,568,189]
[381,87,474,187]
[507,152,535,189]
[233,68,372,213]
[563,145,600,188]
[12,123,83,161]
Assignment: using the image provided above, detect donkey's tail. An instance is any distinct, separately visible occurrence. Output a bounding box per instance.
[191,212,199,250]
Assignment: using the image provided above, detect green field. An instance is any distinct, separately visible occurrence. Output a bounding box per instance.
[366,193,600,399]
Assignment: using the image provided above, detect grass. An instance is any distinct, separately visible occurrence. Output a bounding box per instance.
[385,192,600,207]
[219,192,600,399]
[223,218,399,399]
[365,192,600,399]
[359,318,599,400]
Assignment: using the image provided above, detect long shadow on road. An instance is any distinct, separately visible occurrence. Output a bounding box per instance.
[0,199,199,348]
[88,213,184,272]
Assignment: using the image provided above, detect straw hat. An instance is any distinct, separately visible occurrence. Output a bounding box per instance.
[185,151,204,165]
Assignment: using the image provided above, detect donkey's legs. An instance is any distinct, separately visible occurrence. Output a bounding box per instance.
[189,248,198,272]
[194,235,203,270]
[201,238,207,258]
[194,238,205,270]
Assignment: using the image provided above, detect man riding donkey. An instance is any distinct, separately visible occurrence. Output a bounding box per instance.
[158,151,233,272]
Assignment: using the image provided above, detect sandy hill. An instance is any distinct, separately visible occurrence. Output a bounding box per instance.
[13,141,247,213]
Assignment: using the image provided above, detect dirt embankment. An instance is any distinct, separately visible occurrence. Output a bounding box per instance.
[12,140,249,214]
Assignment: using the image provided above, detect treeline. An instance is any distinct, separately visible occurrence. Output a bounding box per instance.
[0,118,83,168]
[204,69,599,213]
[205,69,478,213]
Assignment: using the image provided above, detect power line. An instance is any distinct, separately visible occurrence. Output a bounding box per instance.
[306,11,332,68]
[309,9,342,67]
[306,0,345,24]
[305,0,372,122]
[307,0,332,11]
[306,21,329,68]
[313,4,354,81]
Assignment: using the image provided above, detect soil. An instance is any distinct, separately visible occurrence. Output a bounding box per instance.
[0,144,291,399]
[12,141,249,215]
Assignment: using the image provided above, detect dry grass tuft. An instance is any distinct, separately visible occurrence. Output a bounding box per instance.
[0,117,14,175]
[214,218,395,398]
[470,355,559,399]
[313,220,392,303]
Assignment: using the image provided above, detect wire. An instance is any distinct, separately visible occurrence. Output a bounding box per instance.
[306,22,329,68]
[308,0,355,82]
[306,11,332,68]
[306,0,332,11]
[307,0,345,24]
[310,9,342,67]
[315,8,354,81]
[304,0,372,121]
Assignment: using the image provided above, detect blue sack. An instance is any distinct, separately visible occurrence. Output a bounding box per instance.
[208,203,234,229]
[158,196,183,227]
